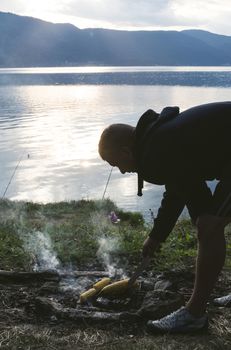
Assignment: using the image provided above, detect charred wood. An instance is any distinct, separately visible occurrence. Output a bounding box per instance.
[35,297,141,324]
[0,270,60,284]
[59,271,110,278]
[0,270,109,285]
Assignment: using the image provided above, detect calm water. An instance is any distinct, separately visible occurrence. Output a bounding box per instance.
[0,66,231,219]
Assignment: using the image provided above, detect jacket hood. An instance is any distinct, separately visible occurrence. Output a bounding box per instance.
[134,106,180,196]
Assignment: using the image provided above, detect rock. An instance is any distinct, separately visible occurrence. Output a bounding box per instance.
[50,315,58,322]
[35,297,62,316]
[94,297,132,311]
[154,279,173,291]
[140,279,156,291]
[119,311,142,323]
[39,282,60,295]
[160,269,195,284]
[138,290,184,320]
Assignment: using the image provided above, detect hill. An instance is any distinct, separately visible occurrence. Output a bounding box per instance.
[0,11,231,67]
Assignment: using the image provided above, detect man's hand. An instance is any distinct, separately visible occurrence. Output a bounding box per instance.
[142,236,160,258]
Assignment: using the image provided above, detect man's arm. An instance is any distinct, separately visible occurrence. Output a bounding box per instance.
[142,184,185,257]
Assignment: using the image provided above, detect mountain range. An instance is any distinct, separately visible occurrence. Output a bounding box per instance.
[0,11,231,67]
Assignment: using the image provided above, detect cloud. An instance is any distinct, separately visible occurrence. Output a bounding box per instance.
[172,0,231,34]
[58,0,231,33]
[0,0,26,13]
[60,0,178,27]
[0,0,230,35]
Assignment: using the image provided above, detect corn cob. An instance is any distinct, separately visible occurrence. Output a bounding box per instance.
[80,288,98,304]
[99,278,139,297]
[93,277,111,291]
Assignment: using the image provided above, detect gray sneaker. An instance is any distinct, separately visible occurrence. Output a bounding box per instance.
[213,294,231,307]
[147,307,208,334]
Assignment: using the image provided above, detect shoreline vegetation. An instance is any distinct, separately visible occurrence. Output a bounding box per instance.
[0,198,230,349]
[0,198,230,271]
[0,198,199,272]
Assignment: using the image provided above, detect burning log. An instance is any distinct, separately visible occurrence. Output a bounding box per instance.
[0,270,60,284]
[0,270,110,285]
[35,296,140,324]
[59,271,111,278]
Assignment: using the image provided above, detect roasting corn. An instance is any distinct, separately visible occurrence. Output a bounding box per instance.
[80,288,98,304]
[93,277,111,291]
[99,278,139,297]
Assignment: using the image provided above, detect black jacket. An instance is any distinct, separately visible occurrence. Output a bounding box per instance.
[134,101,231,242]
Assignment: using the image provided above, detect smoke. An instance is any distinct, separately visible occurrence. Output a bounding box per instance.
[90,210,127,278]
[22,230,60,272]
[97,236,127,278]
[15,203,127,278]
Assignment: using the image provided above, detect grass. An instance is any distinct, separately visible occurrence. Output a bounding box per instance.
[0,198,197,271]
[0,316,230,350]
[0,198,230,271]
[0,198,146,270]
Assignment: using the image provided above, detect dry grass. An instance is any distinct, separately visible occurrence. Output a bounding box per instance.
[0,309,230,350]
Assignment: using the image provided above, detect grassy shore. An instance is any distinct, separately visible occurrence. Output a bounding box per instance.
[0,198,202,271]
[0,197,230,271]
[0,198,230,349]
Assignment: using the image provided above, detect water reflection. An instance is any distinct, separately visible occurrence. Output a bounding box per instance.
[0,66,231,87]
[1,66,231,74]
[0,71,231,87]
[0,81,230,218]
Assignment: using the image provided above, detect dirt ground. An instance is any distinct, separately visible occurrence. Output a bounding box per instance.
[0,267,230,349]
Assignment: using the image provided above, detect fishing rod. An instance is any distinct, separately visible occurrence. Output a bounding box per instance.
[2,154,114,201]
[1,152,26,199]
[102,166,113,200]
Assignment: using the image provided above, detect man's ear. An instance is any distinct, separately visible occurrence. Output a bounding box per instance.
[121,146,131,155]
[121,146,133,160]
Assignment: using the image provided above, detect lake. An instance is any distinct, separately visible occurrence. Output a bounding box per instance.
[0,66,231,220]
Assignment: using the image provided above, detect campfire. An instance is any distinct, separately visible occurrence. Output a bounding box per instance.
[0,268,189,327]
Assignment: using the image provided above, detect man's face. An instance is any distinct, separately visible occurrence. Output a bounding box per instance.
[103,148,137,174]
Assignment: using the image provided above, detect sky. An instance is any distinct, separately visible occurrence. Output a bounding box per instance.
[1,0,231,36]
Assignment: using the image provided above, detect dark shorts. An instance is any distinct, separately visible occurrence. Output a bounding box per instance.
[211,180,231,217]
[186,169,231,220]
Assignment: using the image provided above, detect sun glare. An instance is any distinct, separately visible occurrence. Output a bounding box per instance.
[15,85,103,166]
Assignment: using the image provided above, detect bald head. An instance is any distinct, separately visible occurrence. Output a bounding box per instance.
[98,123,137,173]
[98,123,135,160]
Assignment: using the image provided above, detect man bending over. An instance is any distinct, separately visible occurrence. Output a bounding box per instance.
[98,101,231,334]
